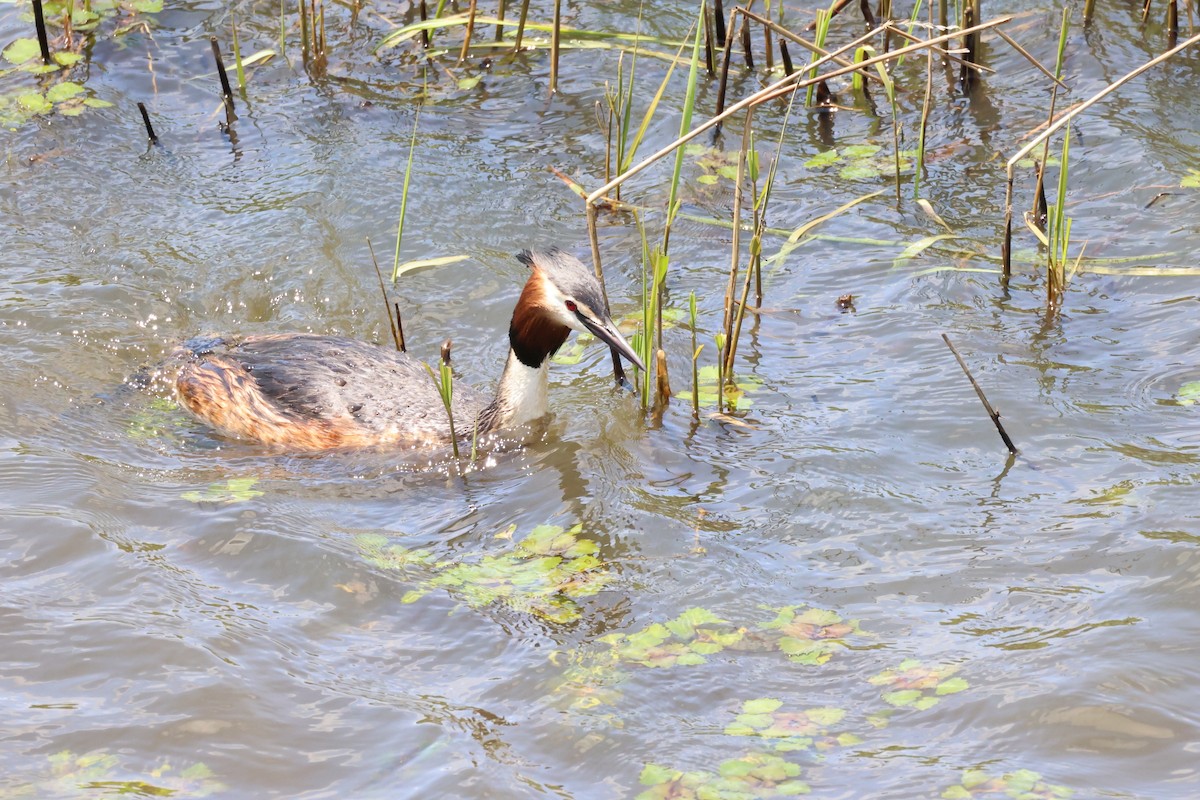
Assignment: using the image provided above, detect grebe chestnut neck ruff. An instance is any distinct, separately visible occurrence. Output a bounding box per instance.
[172,249,645,450]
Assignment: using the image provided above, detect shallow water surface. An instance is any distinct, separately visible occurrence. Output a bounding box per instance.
[2,0,1200,797]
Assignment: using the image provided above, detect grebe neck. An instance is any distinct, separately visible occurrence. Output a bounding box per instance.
[478,349,551,433]
[477,285,571,434]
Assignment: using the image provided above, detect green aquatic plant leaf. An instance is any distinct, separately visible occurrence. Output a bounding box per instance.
[1182,169,1200,188]
[46,81,84,103]
[600,607,744,668]
[842,144,882,158]
[870,661,968,711]
[53,51,82,66]
[941,766,1074,799]
[359,524,610,623]
[3,37,41,64]
[759,605,863,665]
[15,750,226,797]
[638,753,808,799]
[725,700,854,753]
[695,364,761,409]
[805,149,839,168]
[17,92,51,114]
[1175,381,1200,405]
[182,477,264,504]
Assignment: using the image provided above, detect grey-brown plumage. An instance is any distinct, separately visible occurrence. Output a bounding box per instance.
[172,249,645,450]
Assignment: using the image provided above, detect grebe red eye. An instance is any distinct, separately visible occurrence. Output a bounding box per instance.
[565,300,577,312]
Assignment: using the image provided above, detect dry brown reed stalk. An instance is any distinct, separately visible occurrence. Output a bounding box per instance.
[586,15,1014,285]
[737,7,886,87]
[889,24,995,77]
[655,349,671,407]
[1028,7,1070,241]
[368,238,404,352]
[137,102,159,146]
[210,37,237,123]
[960,0,981,90]
[549,0,562,93]
[704,5,716,75]
[458,0,477,64]
[721,110,757,400]
[1002,29,1200,273]
[942,334,1018,455]
[494,0,507,43]
[740,14,754,69]
[512,0,532,52]
[31,0,51,63]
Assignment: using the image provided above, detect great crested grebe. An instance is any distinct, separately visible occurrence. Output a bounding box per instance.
[172,248,645,450]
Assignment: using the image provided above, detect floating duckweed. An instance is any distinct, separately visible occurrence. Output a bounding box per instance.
[695,365,761,409]
[758,606,863,666]
[805,145,921,180]
[6,750,227,798]
[637,753,810,799]
[357,524,611,623]
[599,607,745,668]
[725,698,860,753]
[181,477,264,504]
[941,767,1073,799]
[868,659,969,712]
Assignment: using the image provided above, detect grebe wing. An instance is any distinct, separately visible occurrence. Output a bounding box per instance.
[231,334,485,436]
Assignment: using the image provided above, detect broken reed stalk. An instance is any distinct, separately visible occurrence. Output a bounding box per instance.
[888,25,997,77]
[585,205,628,388]
[703,5,714,76]
[914,0,933,199]
[1002,29,1200,272]
[655,348,671,407]
[737,7,884,88]
[1030,8,1070,238]
[689,291,700,416]
[513,0,532,51]
[860,0,877,28]
[210,37,237,123]
[426,340,459,459]
[549,0,562,93]
[740,14,754,70]
[721,109,754,400]
[137,102,159,145]
[959,0,981,91]
[299,0,310,61]
[762,1,774,73]
[779,40,794,75]
[942,334,1018,455]
[722,109,748,367]
[420,0,430,48]
[1166,0,1178,48]
[713,8,736,132]
[494,0,507,42]
[457,0,477,64]
[367,238,404,352]
[31,0,51,64]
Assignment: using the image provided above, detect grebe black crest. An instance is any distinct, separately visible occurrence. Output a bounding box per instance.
[171,249,645,450]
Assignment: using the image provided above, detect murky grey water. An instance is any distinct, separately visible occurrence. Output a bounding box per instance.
[3,0,1200,797]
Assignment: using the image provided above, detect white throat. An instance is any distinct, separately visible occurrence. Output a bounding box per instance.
[491,349,551,430]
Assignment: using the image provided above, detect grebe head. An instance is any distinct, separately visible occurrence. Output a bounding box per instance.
[512,249,646,372]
